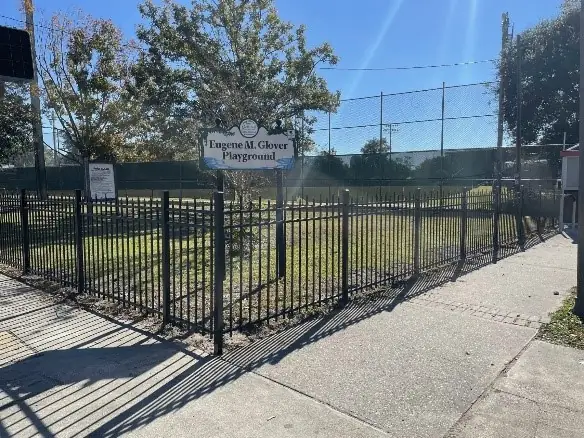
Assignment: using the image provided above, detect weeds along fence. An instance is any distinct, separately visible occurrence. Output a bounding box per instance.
[0,186,559,353]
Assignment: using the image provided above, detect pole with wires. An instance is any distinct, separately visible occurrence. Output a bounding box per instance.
[515,34,523,193]
[23,0,47,199]
[440,81,445,205]
[514,34,526,250]
[574,0,584,316]
[494,12,509,263]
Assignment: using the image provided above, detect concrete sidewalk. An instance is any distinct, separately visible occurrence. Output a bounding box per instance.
[451,341,584,438]
[0,234,580,437]
[0,278,384,438]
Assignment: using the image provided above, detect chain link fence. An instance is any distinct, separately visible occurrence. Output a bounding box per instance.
[309,82,498,154]
[0,74,568,198]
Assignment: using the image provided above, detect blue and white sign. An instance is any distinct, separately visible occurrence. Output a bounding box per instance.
[202,120,295,170]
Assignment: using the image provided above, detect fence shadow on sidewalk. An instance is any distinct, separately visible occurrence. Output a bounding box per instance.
[76,248,510,436]
[0,232,556,437]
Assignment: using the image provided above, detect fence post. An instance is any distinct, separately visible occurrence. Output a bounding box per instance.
[161,191,171,324]
[538,184,543,238]
[559,192,566,232]
[492,184,500,263]
[20,189,30,274]
[213,191,225,355]
[413,188,421,276]
[341,189,350,304]
[460,187,468,261]
[573,195,577,229]
[276,170,286,278]
[74,190,84,294]
[516,185,525,250]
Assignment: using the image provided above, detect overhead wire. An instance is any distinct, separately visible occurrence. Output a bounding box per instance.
[0,14,143,52]
[1,13,497,72]
[320,59,496,71]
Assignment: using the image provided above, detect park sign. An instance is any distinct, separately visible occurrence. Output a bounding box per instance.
[201,119,296,170]
[88,163,116,200]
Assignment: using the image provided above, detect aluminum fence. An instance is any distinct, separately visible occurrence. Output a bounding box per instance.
[0,186,560,353]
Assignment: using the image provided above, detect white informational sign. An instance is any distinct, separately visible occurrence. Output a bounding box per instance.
[88,163,116,200]
[202,119,295,170]
[562,156,579,191]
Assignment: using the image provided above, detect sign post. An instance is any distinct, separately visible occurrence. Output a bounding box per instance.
[200,119,296,281]
[276,169,285,278]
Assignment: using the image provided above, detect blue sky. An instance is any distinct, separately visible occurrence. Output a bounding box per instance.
[2,0,566,155]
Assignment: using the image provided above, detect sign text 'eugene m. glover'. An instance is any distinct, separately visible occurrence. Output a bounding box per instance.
[203,121,295,170]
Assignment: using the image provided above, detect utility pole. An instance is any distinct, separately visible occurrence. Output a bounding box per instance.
[440,81,446,202]
[494,12,509,263]
[496,13,510,191]
[515,34,522,191]
[385,123,399,161]
[24,0,47,199]
[515,33,525,249]
[574,0,584,316]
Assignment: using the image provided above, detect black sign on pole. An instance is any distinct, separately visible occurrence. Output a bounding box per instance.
[0,25,34,82]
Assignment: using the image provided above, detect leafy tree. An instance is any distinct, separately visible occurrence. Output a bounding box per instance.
[308,149,349,184]
[499,1,579,146]
[136,0,340,193]
[360,138,389,155]
[127,46,199,161]
[349,138,411,184]
[36,12,138,196]
[415,149,495,183]
[0,84,33,165]
[137,0,339,129]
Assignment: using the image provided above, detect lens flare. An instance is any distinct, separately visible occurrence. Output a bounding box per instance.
[462,0,479,81]
[344,0,406,99]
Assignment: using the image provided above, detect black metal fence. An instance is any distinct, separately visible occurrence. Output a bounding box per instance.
[0,186,559,353]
